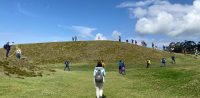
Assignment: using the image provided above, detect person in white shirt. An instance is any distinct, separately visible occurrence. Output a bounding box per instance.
[16,47,22,59]
[93,61,106,98]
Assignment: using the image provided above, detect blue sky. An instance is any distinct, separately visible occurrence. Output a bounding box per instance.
[0,0,199,48]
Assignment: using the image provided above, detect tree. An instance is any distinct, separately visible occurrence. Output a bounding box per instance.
[183,41,196,53]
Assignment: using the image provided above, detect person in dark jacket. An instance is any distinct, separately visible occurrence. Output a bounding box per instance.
[3,42,13,58]
[64,60,70,71]
[171,54,176,64]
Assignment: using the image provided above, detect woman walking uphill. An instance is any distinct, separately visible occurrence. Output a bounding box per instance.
[93,61,106,98]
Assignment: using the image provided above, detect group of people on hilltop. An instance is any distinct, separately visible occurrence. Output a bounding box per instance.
[3,42,22,59]
[146,54,176,68]
[118,36,138,45]
[72,36,78,42]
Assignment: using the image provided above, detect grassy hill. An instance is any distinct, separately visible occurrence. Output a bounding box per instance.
[0,41,200,98]
[0,41,170,65]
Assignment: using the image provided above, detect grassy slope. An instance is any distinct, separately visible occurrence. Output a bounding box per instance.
[0,41,200,98]
[0,41,170,65]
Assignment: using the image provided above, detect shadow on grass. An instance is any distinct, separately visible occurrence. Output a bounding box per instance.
[95,94,106,98]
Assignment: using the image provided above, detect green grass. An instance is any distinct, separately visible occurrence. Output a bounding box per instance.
[1,61,200,98]
[1,41,200,98]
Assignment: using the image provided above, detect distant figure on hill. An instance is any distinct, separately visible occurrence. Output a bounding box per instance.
[163,45,166,51]
[15,46,22,59]
[171,54,176,64]
[72,37,74,41]
[161,58,166,67]
[75,36,77,41]
[101,60,105,68]
[119,36,121,42]
[131,39,134,44]
[135,40,137,45]
[93,61,106,98]
[147,59,151,68]
[64,60,70,71]
[3,42,13,58]
[152,43,154,49]
[126,40,128,43]
[195,48,198,57]
[98,36,101,40]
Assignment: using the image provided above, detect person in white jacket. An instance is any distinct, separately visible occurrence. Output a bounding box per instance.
[93,61,106,98]
[16,46,22,59]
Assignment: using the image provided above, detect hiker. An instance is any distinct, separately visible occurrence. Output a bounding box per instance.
[147,59,151,68]
[135,40,137,45]
[16,46,22,59]
[118,60,122,74]
[64,60,70,71]
[152,43,154,49]
[131,39,134,44]
[119,36,121,42]
[75,36,77,41]
[163,45,166,51]
[3,42,13,58]
[161,58,166,67]
[101,60,105,68]
[93,61,106,98]
[195,48,198,57]
[72,37,74,41]
[171,54,176,64]
[126,40,128,43]
[121,60,126,75]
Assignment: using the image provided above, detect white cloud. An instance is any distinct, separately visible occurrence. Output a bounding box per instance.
[17,3,38,17]
[129,7,147,18]
[112,30,121,40]
[72,26,96,38]
[116,0,155,8]
[119,0,200,38]
[95,33,107,40]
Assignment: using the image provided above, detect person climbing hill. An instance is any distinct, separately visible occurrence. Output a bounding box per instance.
[93,61,106,98]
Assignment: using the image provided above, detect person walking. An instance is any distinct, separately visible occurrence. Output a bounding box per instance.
[152,43,154,49]
[119,36,121,42]
[64,60,70,71]
[171,54,176,64]
[161,58,166,67]
[121,60,126,75]
[93,61,106,98]
[147,59,151,68]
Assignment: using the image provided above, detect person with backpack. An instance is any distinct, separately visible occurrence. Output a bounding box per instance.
[93,61,106,98]
[171,54,176,64]
[121,60,126,75]
[161,58,166,67]
[64,60,70,71]
[147,59,151,68]
[3,42,13,58]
